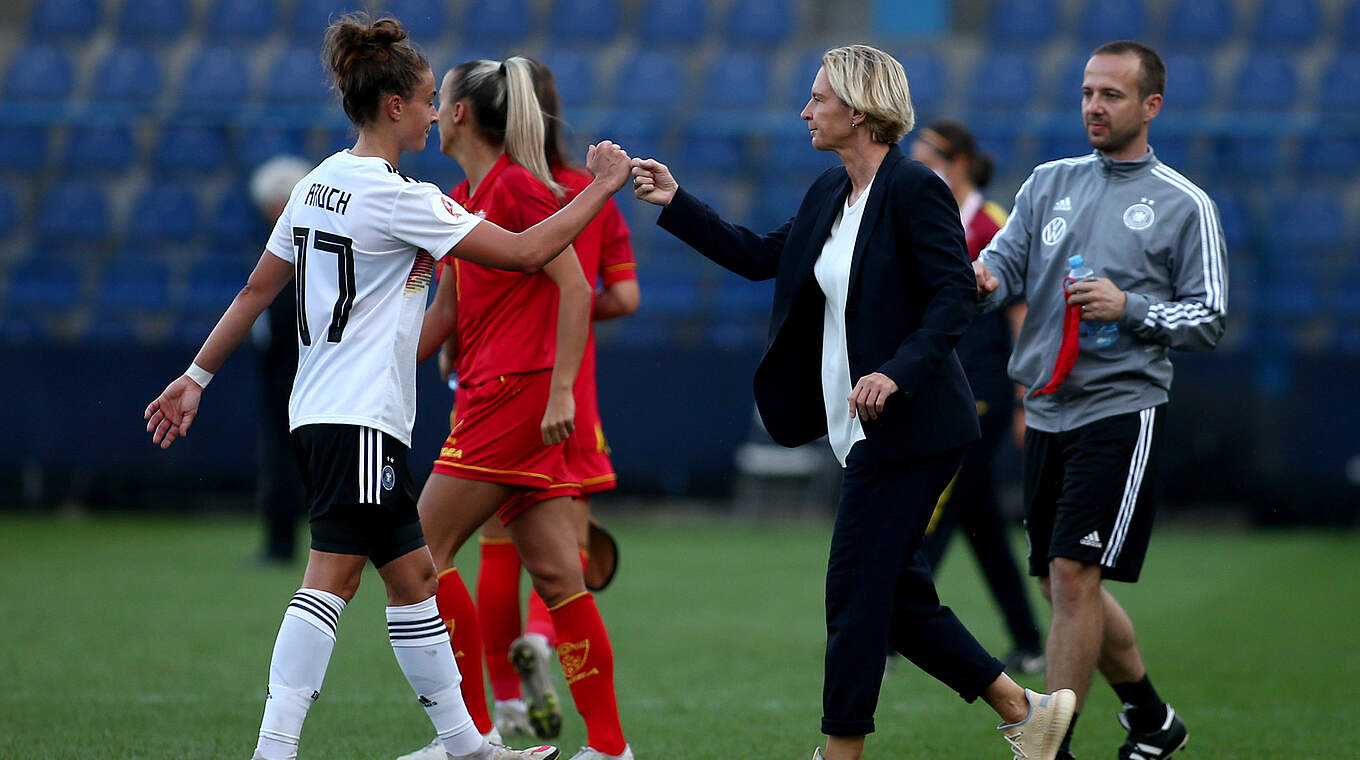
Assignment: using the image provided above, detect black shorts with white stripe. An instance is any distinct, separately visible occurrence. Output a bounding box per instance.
[291,423,425,567]
[1022,406,1166,583]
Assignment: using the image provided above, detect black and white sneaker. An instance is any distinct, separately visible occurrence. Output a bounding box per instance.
[1117,704,1189,760]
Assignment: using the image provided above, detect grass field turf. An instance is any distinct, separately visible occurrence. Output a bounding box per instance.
[0,512,1355,759]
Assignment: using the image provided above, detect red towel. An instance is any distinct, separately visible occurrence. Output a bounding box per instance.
[1032,279,1082,397]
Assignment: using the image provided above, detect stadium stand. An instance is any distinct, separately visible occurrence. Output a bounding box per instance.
[550,0,621,42]
[63,125,139,173]
[116,0,191,41]
[27,0,102,41]
[987,0,1059,46]
[4,45,75,101]
[638,0,707,45]
[95,45,164,104]
[210,0,279,41]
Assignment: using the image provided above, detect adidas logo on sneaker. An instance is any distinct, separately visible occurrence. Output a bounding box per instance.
[1053,196,1072,211]
[1080,531,1103,548]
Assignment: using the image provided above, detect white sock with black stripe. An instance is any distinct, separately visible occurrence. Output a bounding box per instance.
[255,588,347,760]
[387,595,485,758]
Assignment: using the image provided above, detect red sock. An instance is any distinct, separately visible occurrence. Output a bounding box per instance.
[525,550,585,644]
[477,539,524,701]
[550,592,626,755]
[435,568,493,735]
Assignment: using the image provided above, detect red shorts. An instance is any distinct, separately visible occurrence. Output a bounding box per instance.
[432,370,581,524]
[566,407,617,496]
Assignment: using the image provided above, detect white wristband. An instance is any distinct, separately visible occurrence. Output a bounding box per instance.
[185,362,214,389]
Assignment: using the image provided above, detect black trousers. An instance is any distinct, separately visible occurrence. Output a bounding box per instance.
[921,400,1043,653]
[822,438,1005,737]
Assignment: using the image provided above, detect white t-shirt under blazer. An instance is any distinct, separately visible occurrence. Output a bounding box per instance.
[266,150,482,446]
[814,178,874,466]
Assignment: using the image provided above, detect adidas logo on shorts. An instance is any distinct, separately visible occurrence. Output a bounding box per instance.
[1079,531,1103,549]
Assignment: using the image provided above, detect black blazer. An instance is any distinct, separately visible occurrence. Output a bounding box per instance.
[657,144,980,459]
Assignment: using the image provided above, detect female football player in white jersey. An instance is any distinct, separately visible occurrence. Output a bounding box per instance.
[142,14,630,760]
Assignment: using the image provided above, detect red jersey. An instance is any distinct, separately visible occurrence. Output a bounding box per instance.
[446,155,562,387]
[961,192,1008,261]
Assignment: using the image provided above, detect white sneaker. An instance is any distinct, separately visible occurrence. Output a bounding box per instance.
[486,744,561,760]
[494,699,535,737]
[566,745,633,760]
[999,688,1077,760]
[394,729,507,760]
[509,634,563,739]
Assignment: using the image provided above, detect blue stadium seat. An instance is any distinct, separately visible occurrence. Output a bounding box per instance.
[1345,1,1360,42]
[638,0,706,45]
[5,260,83,311]
[614,51,687,109]
[209,0,279,41]
[538,49,596,107]
[36,181,110,242]
[154,126,229,174]
[4,45,75,101]
[1039,134,1096,163]
[64,125,138,172]
[380,0,447,40]
[0,126,51,170]
[95,46,163,103]
[28,0,101,40]
[1205,186,1251,249]
[465,0,533,42]
[1151,137,1191,173]
[786,52,824,109]
[292,0,363,40]
[1163,0,1236,47]
[603,114,665,167]
[1252,0,1320,48]
[678,134,745,173]
[1272,191,1346,252]
[725,0,794,47]
[118,0,191,41]
[987,0,1059,46]
[703,52,772,108]
[265,47,331,104]
[1213,136,1280,178]
[1163,53,1214,110]
[1049,52,1090,107]
[550,0,620,42]
[180,46,251,106]
[211,188,263,245]
[1076,0,1148,45]
[127,182,200,242]
[311,126,355,161]
[0,183,17,239]
[1323,54,1360,112]
[183,257,252,310]
[633,255,703,318]
[768,121,841,173]
[0,309,47,342]
[233,125,308,170]
[971,51,1039,111]
[1231,53,1297,110]
[98,258,172,312]
[1296,135,1360,179]
[748,178,806,236]
[898,51,947,113]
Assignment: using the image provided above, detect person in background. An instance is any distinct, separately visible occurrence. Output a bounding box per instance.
[632,44,1074,760]
[248,155,311,565]
[908,120,1045,675]
[974,40,1226,760]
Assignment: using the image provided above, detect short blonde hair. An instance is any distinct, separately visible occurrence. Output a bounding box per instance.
[821,45,915,144]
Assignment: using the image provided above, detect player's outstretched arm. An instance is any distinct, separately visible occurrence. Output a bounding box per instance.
[450,141,633,273]
[144,251,294,449]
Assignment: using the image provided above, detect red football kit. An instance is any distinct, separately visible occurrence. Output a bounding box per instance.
[430,155,581,521]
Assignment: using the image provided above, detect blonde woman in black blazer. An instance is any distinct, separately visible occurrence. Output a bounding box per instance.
[632,45,1074,760]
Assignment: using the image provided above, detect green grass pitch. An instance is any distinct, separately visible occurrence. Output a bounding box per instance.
[0,512,1356,759]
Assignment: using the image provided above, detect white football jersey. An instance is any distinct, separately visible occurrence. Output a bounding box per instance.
[265,150,481,446]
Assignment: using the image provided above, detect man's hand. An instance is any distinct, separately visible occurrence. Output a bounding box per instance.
[144,375,203,449]
[973,259,999,297]
[848,372,899,421]
[1067,277,1126,321]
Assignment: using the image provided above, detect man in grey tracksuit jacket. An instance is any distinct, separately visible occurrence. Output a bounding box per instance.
[972,41,1226,760]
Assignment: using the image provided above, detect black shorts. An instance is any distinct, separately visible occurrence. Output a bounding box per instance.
[291,424,425,568]
[1022,406,1165,583]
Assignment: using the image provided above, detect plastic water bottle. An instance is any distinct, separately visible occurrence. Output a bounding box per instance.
[1066,255,1119,349]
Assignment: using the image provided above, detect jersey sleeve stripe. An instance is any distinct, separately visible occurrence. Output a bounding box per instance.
[1151,165,1227,314]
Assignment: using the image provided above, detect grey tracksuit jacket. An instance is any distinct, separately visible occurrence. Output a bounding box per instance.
[979,148,1228,433]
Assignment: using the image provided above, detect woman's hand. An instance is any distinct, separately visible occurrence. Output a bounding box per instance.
[541,388,576,446]
[848,372,898,421]
[586,140,632,193]
[144,375,203,449]
[630,158,678,206]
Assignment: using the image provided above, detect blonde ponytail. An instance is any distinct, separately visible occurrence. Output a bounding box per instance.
[502,57,564,199]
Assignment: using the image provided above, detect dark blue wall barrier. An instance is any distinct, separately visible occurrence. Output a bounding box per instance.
[2,343,1356,524]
